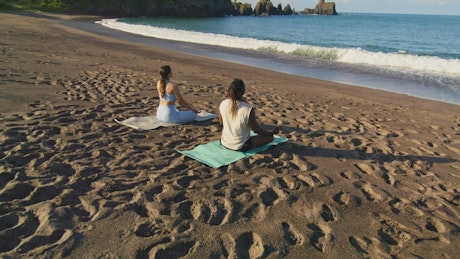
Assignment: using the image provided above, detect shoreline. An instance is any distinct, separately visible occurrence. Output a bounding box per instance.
[1,12,459,258]
[93,16,460,106]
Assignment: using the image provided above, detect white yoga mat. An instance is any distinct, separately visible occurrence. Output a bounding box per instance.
[115,111,217,130]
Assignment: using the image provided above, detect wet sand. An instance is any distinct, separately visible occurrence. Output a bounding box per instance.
[1,12,459,258]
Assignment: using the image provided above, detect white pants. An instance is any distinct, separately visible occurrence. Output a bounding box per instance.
[156,105,196,124]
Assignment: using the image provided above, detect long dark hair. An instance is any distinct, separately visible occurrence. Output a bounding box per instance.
[227,79,246,117]
[159,65,171,98]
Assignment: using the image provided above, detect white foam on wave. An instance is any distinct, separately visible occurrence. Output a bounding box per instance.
[337,48,460,75]
[97,19,460,77]
[97,18,303,52]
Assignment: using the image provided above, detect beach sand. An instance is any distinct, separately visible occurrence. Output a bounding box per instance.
[1,12,459,258]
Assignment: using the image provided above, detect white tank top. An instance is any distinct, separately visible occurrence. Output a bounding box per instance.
[219,99,253,150]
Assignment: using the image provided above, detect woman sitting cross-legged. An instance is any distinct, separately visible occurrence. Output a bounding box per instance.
[218,78,279,152]
[156,65,199,123]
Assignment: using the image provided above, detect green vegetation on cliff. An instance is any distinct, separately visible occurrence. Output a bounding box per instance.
[0,0,232,17]
[0,0,66,12]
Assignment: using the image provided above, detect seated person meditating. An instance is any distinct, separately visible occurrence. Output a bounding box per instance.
[156,65,199,123]
[218,78,279,151]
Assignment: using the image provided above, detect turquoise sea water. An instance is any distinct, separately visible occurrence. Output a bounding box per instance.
[97,13,460,105]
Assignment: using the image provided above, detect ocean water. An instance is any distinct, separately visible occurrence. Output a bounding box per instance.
[96,13,460,105]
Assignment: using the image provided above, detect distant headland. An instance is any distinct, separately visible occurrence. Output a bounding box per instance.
[1,0,337,17]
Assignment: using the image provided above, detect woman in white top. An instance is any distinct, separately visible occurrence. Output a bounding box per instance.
[156,65,199,123]
[218,79,279,151]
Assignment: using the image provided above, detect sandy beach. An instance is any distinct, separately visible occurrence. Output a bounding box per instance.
[1,12,459,258]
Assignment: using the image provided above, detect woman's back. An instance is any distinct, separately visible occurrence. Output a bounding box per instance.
[218,78,278,151]
[163,83,177,102]
[219,99,252,150]
[156,65,197,123]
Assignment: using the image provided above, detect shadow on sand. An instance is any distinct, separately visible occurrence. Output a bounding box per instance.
[267,126,458,165]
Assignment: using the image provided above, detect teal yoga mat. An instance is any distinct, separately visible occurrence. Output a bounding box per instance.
[179,136,287,168]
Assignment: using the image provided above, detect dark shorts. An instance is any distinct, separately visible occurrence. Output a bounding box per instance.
[240,138,253,152]
[220,138,253,152]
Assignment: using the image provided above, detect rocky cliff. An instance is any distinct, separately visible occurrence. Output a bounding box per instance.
[160,0,232,17]
[61,0,233,17]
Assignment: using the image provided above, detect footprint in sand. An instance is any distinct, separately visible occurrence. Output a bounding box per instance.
[425,217,447,234]
[149,240,198,259]
[248,154,276,169]
[355,162,377,176]
[313,203,338,222]
[348,236,369,254]
[353,181,386,202]
[388,197,424,217]
[375,214,412,248]
[259,187,280,207]
[348,236,388,258]
[339,170,361,180]
[135,219,170,238]
[174,175,201,189]
[290,154,312,171]
[361,184,384,202]
[220,232,265,259]
[241,202,264,220]
[296,173,333,188]
[333,191,362,207]
[381,172,395,186]
[255,176,289,205]
[229,184,252,202]
[281,222,304,246]
[190,198,232,226]
[278,175,302,190]
[307,223,332,253]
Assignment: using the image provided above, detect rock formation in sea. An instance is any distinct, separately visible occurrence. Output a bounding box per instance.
[301,0,337,15]
[251,0,293,16]
[233,0,334,16]
[232,2,253,15]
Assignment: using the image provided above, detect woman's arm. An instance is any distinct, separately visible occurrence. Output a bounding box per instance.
[172,83,199,113]
[248,109,279,135]
[217,106,223,125]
